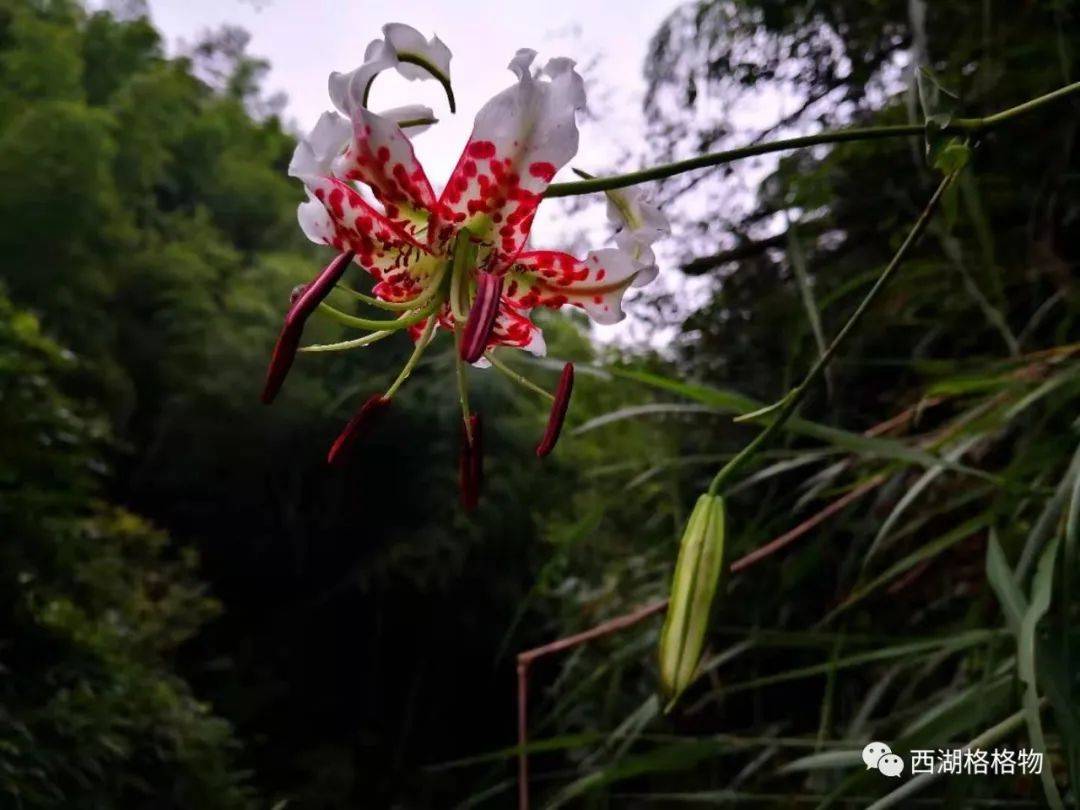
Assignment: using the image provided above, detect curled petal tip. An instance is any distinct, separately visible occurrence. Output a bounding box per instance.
[536,363,574,457]
[460,272,504,364]
[327,395,392,466]
[459,413,483,511]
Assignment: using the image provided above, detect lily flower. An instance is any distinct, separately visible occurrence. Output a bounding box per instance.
[264,23,669,506]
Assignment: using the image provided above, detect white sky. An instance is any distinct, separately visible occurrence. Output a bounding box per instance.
[139,0,680,242]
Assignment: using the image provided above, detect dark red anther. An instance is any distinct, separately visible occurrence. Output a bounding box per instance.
[327,394,391,466]
[261,251,354,404]
[460,272,504,364]
[536,363,574,458]
[458,413,483,511]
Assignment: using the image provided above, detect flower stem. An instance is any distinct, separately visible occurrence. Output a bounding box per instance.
[385,314,438,398]
[299,330,395,353]
[487,351,556,402]
[706,171,959,496]
[449,231,477,321]
[454,327,473,445]
[317,299,437,331]
[545,80,1080,198]
[334,266,447,312]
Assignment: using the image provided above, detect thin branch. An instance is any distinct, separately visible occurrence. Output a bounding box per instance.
[544,80,1080,198]
[681,232,789,274]
[729,475,887,574]
[707,172,957,496]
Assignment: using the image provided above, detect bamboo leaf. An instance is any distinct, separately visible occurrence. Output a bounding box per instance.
[1018,536,1064,809]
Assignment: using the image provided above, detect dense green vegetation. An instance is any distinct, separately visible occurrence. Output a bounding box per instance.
[0,0,1076,807]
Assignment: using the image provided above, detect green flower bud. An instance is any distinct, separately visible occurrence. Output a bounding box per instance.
[658,494,726,708]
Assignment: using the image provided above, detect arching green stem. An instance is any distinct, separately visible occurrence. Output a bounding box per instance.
[385,313,438,398]
[454,328,473,445]
[447,229,479,443]
[487,351,556,402]
[317,299,437,331]
[546,80,1080,198]
[707,171,958,497]
[335,263,447,312]
[300,330,395,353]
[449,230,477,322]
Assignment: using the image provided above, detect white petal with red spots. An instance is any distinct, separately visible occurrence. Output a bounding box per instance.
[490,304,546,356]
[436,49,585,270]
[296,175,432,284]
[331,107,437,240]
[504,249,642,325]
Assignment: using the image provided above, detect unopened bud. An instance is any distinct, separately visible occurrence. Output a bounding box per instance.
[657,494,726,708]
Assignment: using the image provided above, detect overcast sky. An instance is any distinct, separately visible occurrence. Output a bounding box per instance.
[141,1,677,203]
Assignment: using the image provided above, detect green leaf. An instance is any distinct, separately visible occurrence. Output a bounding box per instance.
[917,66,959,128]
[985,530,1026,635]
[606,367,1005,485]
[933,138,971,174]
[779,749,862,773]
[1019,536,1064,809]
[546,739,734,808]
[828,513,992,619]
[713,630,1000,695]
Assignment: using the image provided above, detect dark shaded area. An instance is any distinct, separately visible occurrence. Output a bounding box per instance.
[1,0,1078,808]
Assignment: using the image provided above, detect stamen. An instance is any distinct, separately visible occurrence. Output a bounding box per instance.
[486,351,555,402]
[262,251,354,404]
[536,363,575,458]
[460,272,504,363]
[385,315,438,398]
[317,300,436,331]
[327,394,392,466]
[459,413,482,511]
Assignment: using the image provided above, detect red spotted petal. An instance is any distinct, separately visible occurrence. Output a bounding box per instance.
[503,248,642,325]
[300,176,440,302]
[334,108,438,241]
[487,302,546,356]
[433,50,584,271]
